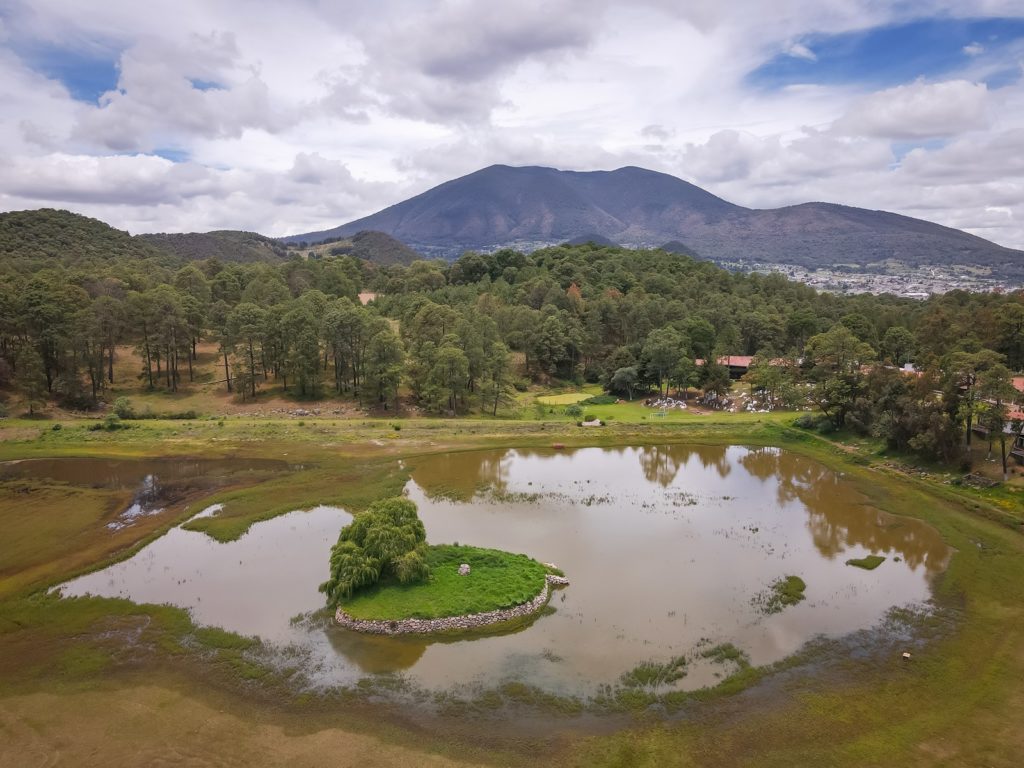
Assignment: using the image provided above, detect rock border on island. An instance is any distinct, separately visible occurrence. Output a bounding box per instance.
[335,573,570,635]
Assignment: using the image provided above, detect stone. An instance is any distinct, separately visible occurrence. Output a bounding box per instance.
[458,563,471,576]
[335,573,569,636]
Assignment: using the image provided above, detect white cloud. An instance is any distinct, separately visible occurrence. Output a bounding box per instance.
[834,79,991,139]
[785,42,817,61]
[963,41,984,56]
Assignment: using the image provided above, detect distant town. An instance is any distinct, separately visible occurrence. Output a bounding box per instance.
[728,261,1023,297]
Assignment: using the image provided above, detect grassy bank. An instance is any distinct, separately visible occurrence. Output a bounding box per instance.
[342,544,550,621]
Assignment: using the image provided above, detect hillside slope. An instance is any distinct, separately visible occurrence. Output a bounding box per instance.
[140,231,288,262]
[0,209,172,270]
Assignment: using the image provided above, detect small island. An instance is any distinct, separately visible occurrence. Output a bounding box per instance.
[320,497,567,635]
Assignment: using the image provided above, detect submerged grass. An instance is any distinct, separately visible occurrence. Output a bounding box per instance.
[846,555,886,570]
[341,544,548,621]
[619,656,688,689]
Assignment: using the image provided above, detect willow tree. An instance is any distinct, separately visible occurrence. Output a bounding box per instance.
[319,497,430,605]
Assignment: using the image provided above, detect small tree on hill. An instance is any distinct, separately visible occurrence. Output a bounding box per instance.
[610,366,639,400]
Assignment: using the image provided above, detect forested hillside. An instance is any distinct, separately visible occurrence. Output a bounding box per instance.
[0,209,174,273]
[0,239,1021,471]
[140,230,289,262]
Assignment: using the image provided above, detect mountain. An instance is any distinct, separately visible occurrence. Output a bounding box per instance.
[140,230,288,262]
[0,208,171,269]
[282,165,1024,277]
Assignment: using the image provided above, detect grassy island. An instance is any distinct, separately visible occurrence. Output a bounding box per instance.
[341,544,550,621]
[320,496,555,623]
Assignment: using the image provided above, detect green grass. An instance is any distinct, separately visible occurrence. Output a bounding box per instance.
[775,575,807,603]
[181,460,409,542]
[536,392,592,406]
[340,544,549,621]
[846,554,886,570]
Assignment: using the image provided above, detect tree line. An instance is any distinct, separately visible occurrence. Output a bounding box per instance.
[0,242,1021,472]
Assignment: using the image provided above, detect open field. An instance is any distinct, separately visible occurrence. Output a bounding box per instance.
[1,409,1023,766]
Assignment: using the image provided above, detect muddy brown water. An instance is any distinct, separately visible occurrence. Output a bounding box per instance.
[57,445,950,697]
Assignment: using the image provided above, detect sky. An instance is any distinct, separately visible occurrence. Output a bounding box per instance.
[2,1,1024,248]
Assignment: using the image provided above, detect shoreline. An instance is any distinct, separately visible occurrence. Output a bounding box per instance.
[335,573,569,635]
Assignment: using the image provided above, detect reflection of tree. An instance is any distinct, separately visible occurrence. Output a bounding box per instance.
[693,444,732,479]
[637,444,732,486]
[410,450,510,500]
[326,627,428,673]
[324,607,544,674]
[739,447,949,574]
[638,446,686,486]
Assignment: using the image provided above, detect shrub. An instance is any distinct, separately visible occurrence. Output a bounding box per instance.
[112,397,135,419]
[564,404,583,417]
[582,394,617,405]
[583,413,597,422]
[89,414,128,431]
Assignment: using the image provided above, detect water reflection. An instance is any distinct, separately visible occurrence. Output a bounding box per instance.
[739,447,949,571]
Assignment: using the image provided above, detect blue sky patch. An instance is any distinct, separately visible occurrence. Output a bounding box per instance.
[189,78,223,91]
[748,18,1024,91]
[16,43,122,103]
[153,148,190,163]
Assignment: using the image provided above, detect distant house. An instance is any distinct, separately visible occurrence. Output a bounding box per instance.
[695,355,781,379]
[358,292,378,306]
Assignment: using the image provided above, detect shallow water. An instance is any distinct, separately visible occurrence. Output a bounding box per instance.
[2,456,288,528]
[58,445,950,696]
